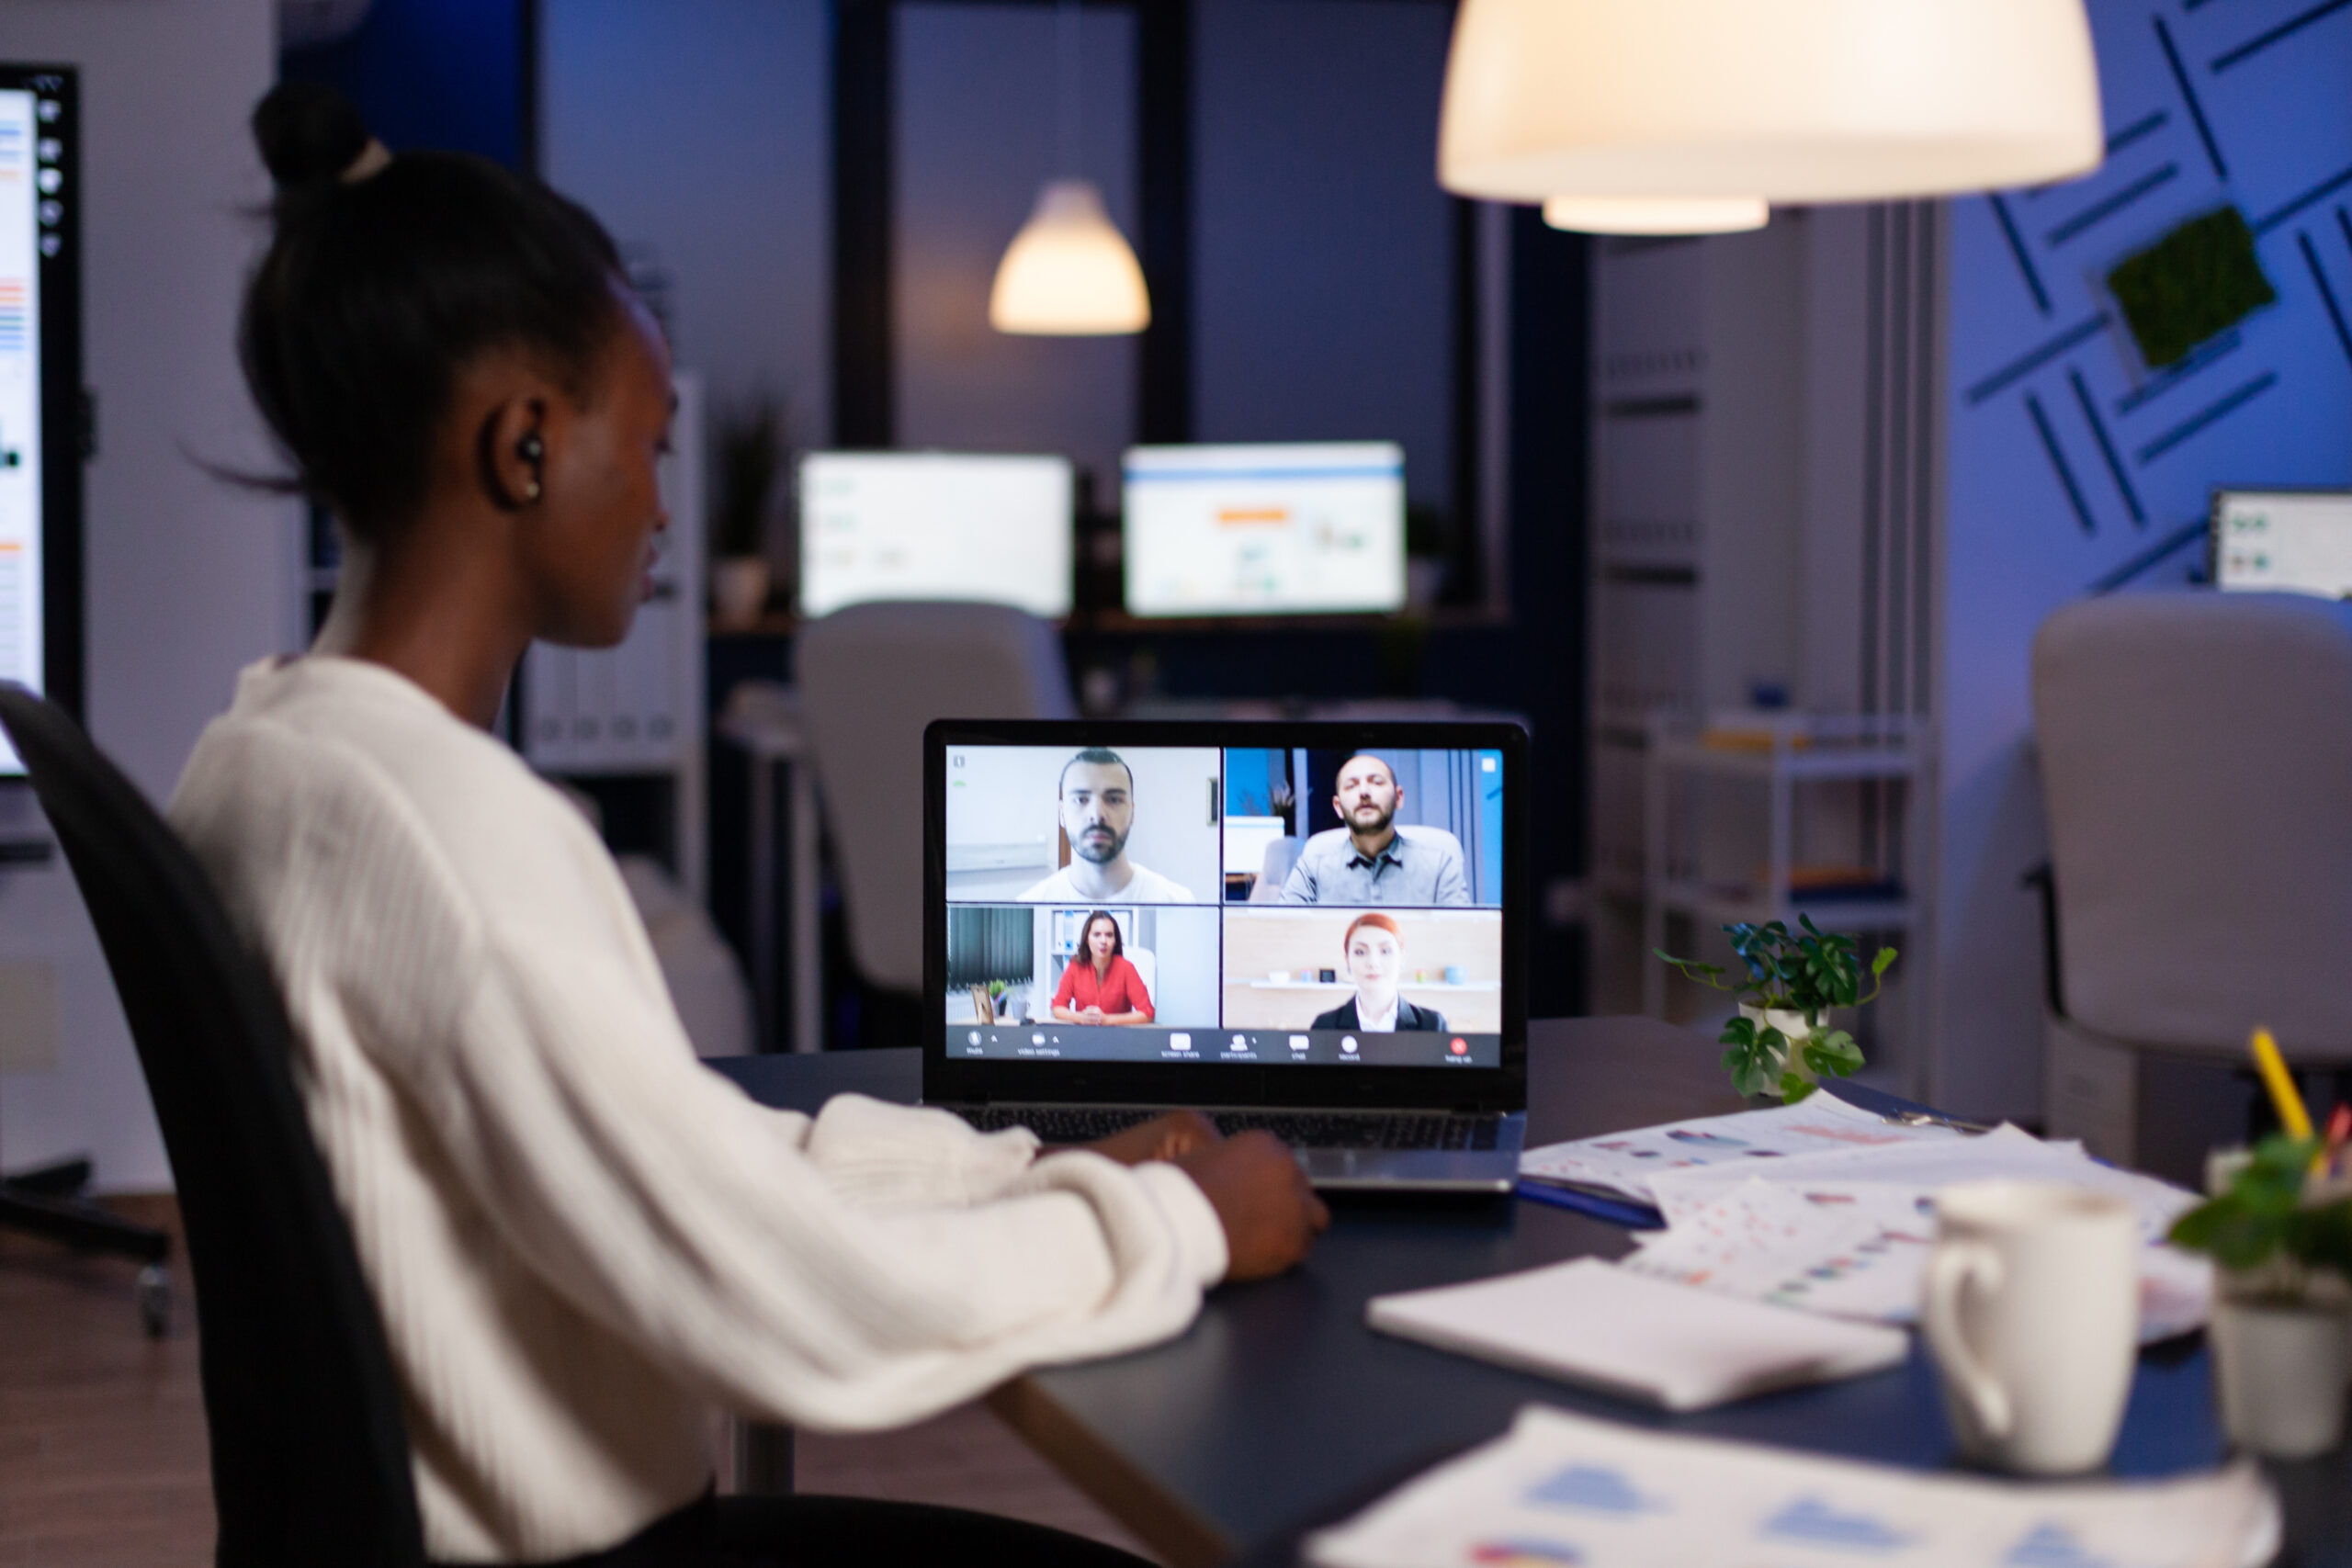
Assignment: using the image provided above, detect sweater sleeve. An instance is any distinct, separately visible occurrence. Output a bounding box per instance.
[396,916,1227,1434]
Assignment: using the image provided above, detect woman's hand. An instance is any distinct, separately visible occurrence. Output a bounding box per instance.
[1174,1133,1330,1281]
[1079,1004,1107,1024]
[1080,1110,1220,1166]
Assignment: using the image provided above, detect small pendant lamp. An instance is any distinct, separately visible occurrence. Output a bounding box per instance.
[1542,197,1770,235]
[1440,0,2103,204]
[990,1,1150,335]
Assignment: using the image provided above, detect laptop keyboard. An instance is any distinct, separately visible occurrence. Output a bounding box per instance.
[952,1105,1504,1152]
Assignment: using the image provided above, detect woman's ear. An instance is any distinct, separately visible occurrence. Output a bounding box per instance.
[475,395,550,513]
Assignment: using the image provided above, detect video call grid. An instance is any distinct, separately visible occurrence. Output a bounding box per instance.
[943,744,1506,1060]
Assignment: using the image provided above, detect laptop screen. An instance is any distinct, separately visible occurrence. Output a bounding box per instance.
[933,729,1513,1078]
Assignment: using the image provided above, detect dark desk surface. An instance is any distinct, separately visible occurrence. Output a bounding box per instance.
[712,1017,2352,1568]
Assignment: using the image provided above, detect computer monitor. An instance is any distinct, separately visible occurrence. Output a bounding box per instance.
[2211,488,2352,598]
[1121,441,1407,617]
[0,65,81,774]
[797,451,1073,619]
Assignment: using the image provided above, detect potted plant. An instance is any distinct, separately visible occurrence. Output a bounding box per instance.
[2169,1134,2352,1457]
[1655,916,1896,1102]
[967,978,1014,1025]
[710,394,787,629]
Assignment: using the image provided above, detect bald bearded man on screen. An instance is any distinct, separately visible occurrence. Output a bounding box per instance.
[1280,753,1471,907]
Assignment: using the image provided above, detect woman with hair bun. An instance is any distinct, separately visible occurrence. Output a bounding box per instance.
[167,84,1325,1567]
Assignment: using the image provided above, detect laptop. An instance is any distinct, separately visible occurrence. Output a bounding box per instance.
[924,719,1528,1191]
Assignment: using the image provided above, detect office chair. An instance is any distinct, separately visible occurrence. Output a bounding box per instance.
[797,602,1076,997]
[2032,592,2352,1174]
[0,682,1150,1568]
[0,681,425,1566]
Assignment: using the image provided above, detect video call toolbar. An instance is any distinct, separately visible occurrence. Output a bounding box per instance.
[944,743,1506,1069]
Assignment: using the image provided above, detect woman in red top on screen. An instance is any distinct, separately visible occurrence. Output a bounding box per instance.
[1051,910,1155,1025]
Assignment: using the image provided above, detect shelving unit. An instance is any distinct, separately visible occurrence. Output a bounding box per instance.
[1642,714,1930,1098]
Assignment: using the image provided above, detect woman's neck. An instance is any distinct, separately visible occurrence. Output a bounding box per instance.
[312,520,532,729]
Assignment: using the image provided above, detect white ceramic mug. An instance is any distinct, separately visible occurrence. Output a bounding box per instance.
[1920,1179,2138,1474]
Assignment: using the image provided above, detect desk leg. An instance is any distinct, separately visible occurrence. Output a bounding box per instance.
[789,759,823,1055]
[748,755,778,1051]
[735,1419,795,1496]
[986,1379,1228,1568]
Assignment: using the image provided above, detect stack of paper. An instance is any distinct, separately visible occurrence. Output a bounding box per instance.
[1367,1258,1908,1412]
[1517,1091,1968,1207]
[1306,1404,2280,1568]
[1522,1100,2212,1341]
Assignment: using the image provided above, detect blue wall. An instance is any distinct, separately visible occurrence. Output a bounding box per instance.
[1939,0,2352,1115]
[281,0,527,168]
[540,0,832,447]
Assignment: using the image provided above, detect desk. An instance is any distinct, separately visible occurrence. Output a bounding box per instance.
[711,1017,2352,1567]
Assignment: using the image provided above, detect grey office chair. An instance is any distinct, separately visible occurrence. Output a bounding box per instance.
[2033,591,2352,1171]
[796,602,1075,998]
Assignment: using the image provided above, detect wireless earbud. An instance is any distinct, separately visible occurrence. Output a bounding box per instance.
[517,431,544,502]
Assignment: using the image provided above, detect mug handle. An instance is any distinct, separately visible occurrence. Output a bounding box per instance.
[1922,1241,2013,1440]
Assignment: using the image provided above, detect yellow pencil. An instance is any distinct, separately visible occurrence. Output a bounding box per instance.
[2251,1026,2313,1141]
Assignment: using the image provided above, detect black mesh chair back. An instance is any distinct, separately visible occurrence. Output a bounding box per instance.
[0,683,424,1568]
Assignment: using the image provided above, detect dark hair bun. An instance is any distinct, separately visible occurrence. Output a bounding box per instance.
[252,81,371,190]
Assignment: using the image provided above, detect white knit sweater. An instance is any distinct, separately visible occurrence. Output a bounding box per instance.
[167,658,1227,1562]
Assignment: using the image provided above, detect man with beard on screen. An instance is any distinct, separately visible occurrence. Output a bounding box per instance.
[1281,752,1471,906]
[1019,748,1202,902]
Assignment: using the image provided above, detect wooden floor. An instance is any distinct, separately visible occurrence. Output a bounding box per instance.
[0,1197,1159,1566]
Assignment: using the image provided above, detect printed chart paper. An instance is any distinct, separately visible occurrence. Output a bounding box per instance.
[1306,1404,2279,1568]
[1626,1137,2211,1341]
[1518,1092,1965,1207]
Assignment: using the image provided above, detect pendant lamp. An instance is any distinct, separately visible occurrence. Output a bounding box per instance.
[990,179,1151,334]
[1542,197,1769,235]
[1440,0,2103,204]
[990,1,1150,335]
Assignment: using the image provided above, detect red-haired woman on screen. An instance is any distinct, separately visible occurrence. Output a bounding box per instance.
[1310,912,1448,1032]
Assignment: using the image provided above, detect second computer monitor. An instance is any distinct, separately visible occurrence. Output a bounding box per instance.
[1122,442,1407,617]
[2212,488,2352,599]
[798,451,1073,619]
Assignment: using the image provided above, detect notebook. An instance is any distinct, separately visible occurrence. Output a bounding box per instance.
[1365,1258,1909,1411]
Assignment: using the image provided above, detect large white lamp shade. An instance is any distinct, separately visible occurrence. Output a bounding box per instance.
[1440,0,2103,203]
[989,179,1151,336]
[1543,197,1770,235]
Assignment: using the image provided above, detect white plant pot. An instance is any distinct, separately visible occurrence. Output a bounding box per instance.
[1737,1003,1821,1085]
[710,557,772,629]
[2211,1295,2350,1458]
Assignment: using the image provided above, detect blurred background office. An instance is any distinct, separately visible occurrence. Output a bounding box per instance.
[0,0,2348,1560]
[0,0,2345,1256]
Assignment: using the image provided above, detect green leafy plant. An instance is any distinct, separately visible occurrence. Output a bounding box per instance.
[1656,917,1896,1102]
[2170,1134,2352,1300]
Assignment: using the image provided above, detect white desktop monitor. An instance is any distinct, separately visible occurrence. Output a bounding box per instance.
[797,451,1073,619]
[1122,442,1407,617]
[2213,489,2352,598]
